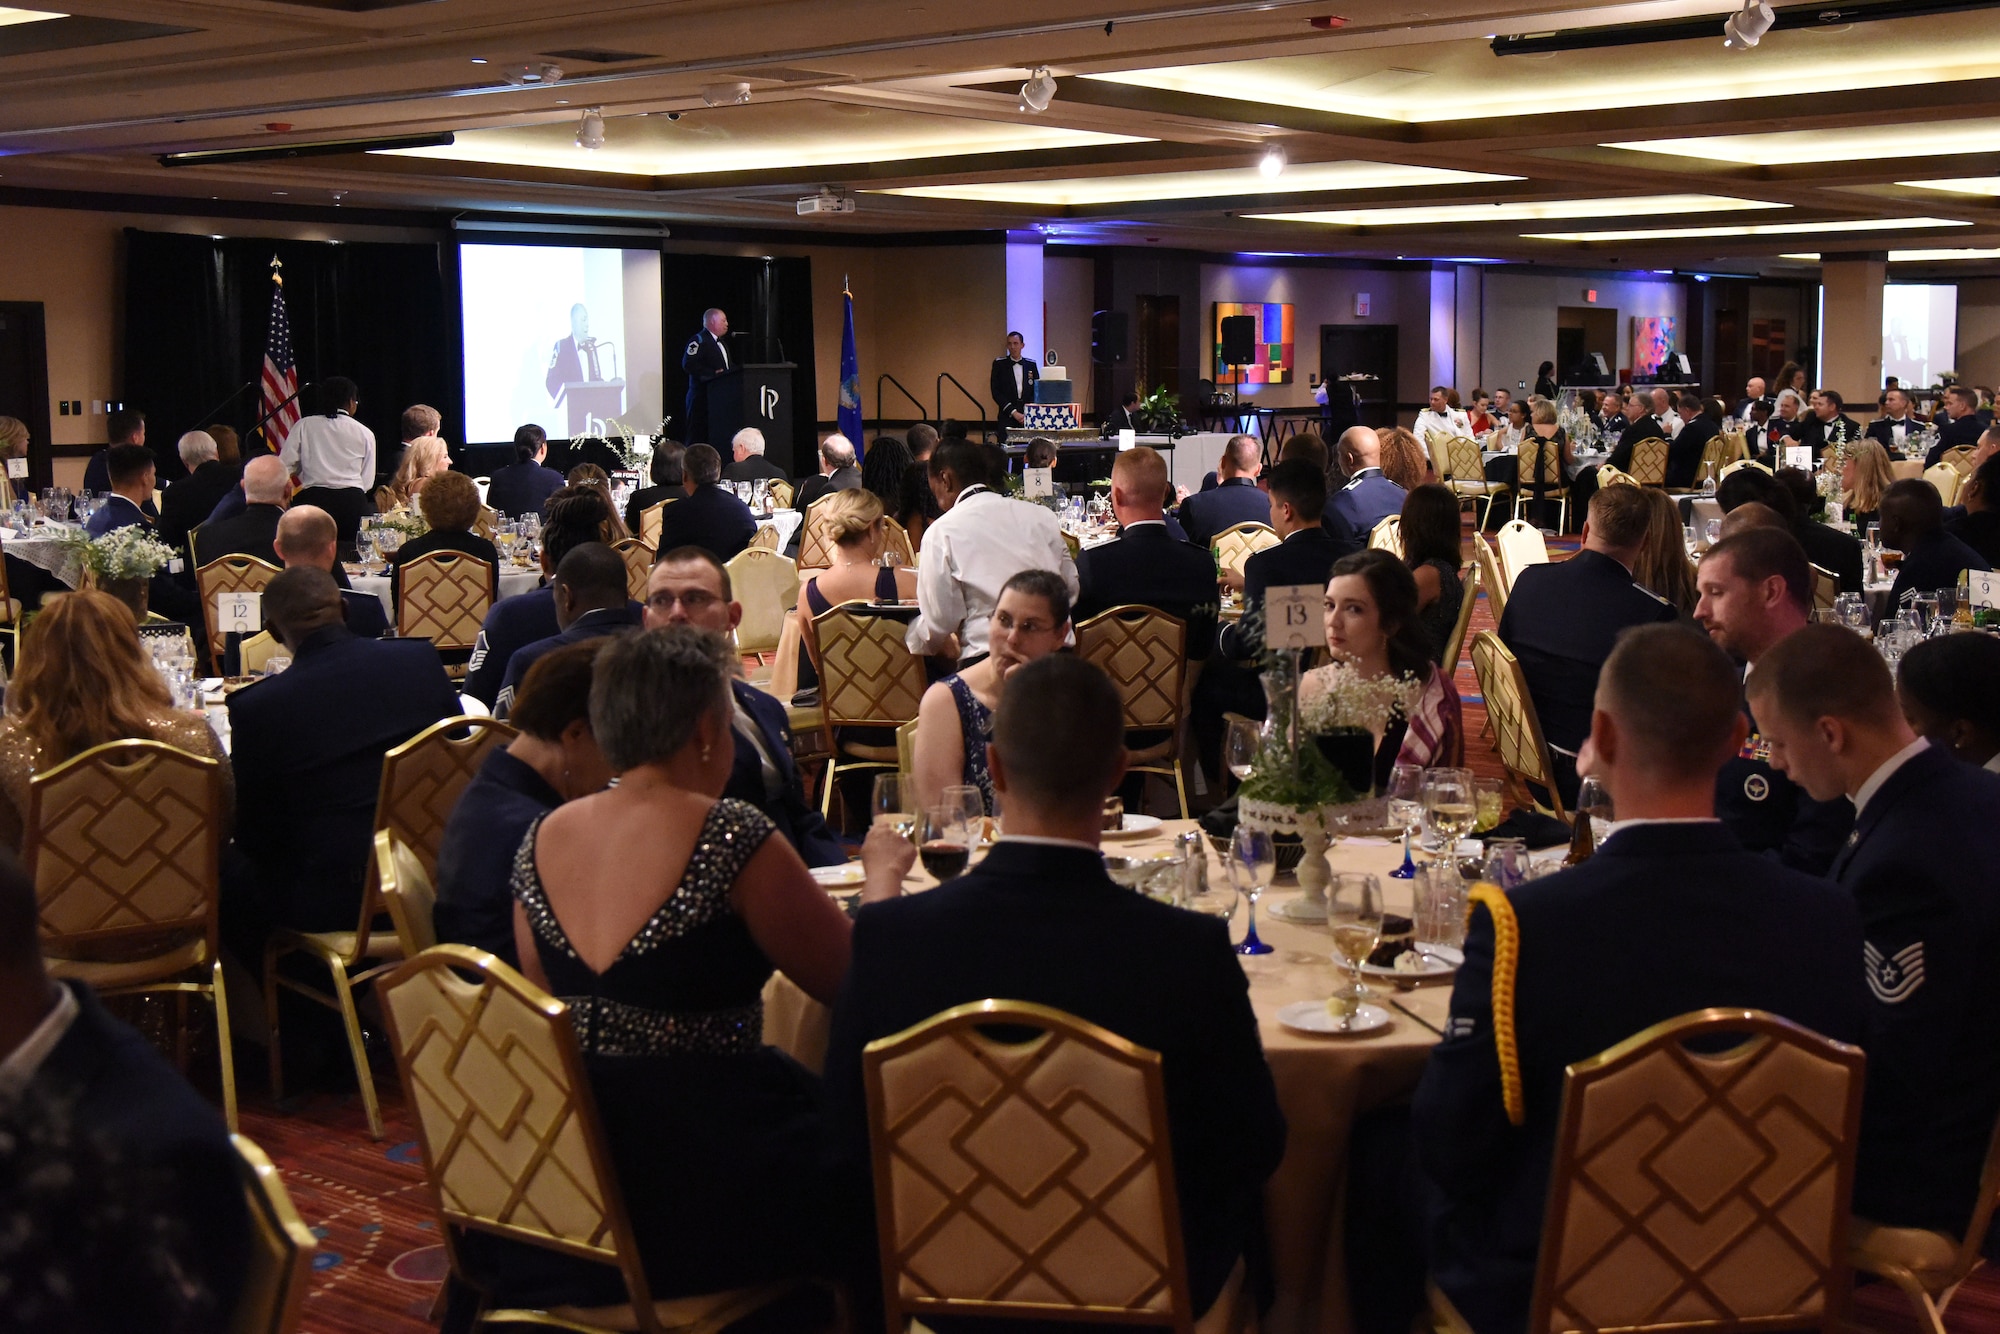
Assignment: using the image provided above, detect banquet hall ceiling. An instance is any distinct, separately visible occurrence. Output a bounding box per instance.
[2,0,1998,275]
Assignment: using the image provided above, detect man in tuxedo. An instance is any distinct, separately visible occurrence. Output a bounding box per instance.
[1220,458,1340,656]
[160,430,236,558]
[1606,394,1664,469]
[1409,626,1866,1334]
[655,442,757,562]
[494,541,640,719]
[989,330,1038,440]
[721,427,789,486]
[545,303,594,402]
[1694,528,1854,873]
[0,853,251,1327]
[1664,392,1718,488]
[81,406,154,497]
[1176,434,1266,547]
[1731,375,1770,420]
[1881,478,1990,601]
[641,548,844,866]
[1497,486,1679,807]
[193,455,288,565]
[1074,445,1218,659]
[226,567,460,934]
[1801,388,1860,460]
[464,484,617,708]
[1648,386,1682,438]
[276,504,390,639]
[680,307,732,444]
[790,433,861,514]
[1323,425,1407,556]
[1750,624,2000,1238]
[484,424,566,519]
[1926,387,1986,465]
[824,654,1286,1324]
[1868,387,1924,455]
[84,443,159,538]
[1102,390,1139,435]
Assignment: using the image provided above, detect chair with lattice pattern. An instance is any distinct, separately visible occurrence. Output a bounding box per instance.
[1368,515,1403,557]
[265,714,514,1138]
[1077,607,1192,818]
[882,516,917,567]
[1676,432,1746,494]
[863,998,1245,1334]
[1442,436,1508,527]
[231,1134,317,1334]
[639,497,676,548]
[1473,533,1508,627]
[375,829,438,958]
[1810,563,1839,614]
[726,546,801,660]
[1432,1008,1863,1334]
[1211,522,1280,583]
[1496,519,1549,591]
[767,478,795,509]
[397,551,495,663]
[1924,462,1962,507]
[1469,631,1566,821]
[27,739,234,1128]
[798,494,842,571]
[1851,1104,2000,1334]
[1625,436,1670,487]
[1719,459,1772,481]
[1511,437,1570,531]
[1440,564,1480,672]
[611,537,655,601]
[196,553,283,675]
[381,946,809,1334]
[806,602,929,817]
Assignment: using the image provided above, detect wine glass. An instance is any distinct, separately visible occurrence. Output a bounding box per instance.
[1228,825,1275,956]
[942,783,986,837]
[1325,872,1383,1009]
[917,806,971,883]
[1386,762,1424,879]
[1473,777,1505,835]
[871,774,914,842]
[1423,768,1477,857]
[1574,775,1614,848]
[1224,716,1260,786]
[1184,868,1238,924]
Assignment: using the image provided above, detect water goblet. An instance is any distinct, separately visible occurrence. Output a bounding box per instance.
[1386,761,1424,879]
[942,783,986,838]
[870,774,915,843]
[1228,825,1275,956]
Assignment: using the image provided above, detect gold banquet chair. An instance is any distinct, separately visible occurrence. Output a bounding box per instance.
[1077,606,1192,818]
[1511,437,1570,533]
[1443,435,1509,528]
[1850,1108,2000,1334]
[806,601,928,818]
[725,545,801,662]
[798,493,842,571]
[1368,515,1404,556]
[265,714,514,1139]
[27,739,235,1128]
[1924,462,1962,507]
[767,477,795,509]
[1211,522,1279,583]
[232,1133,318,1334]
[1626,436,1671,488]
[882,515,917,567]
[863,999,1247,1334]
[1440,564,1480,673]
[397,550,495,670]
[639,496,675,548]
[1939,445,1978,478]
[1810,564,1839,615]
[1473,533,1509,627]
[381,945,808,1334]
[1679,432,1746,494]
[1495,518,1549,592]
[1429,1008,1864,1334]
[196,552,283,675]
[375,829,439,958]
[611,537,655,601]
[1469,631,1567,821]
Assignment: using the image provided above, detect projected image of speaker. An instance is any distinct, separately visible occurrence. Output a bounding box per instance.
[1092,310,1128,365]
[1219,314,1256,366]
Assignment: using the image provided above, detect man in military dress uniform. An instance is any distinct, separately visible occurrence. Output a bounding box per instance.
[989,330,1038,442]
[680,307,732,444]
[1694,527,1854,873]
[1751,624,2000,1238]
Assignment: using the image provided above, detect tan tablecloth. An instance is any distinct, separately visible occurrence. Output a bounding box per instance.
[760,818,1448,1334]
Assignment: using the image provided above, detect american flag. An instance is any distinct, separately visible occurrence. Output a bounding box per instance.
[259,264,301,453]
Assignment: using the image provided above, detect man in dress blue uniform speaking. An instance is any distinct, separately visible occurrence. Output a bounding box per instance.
[680,307,732,445]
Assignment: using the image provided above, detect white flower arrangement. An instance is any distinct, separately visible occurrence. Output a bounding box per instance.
[574,417,665,474]
[1300,663,1423,738]
[53,525,177,580]
[375,508,429,539]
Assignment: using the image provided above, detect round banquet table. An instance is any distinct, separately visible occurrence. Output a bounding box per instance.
[760,817,1447,1334]
[348,565,543,618]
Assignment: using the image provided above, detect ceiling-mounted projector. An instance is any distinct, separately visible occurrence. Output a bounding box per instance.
[798,190,855,215]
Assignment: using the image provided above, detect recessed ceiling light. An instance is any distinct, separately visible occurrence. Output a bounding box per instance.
[1524,217,1969,242]
[469,56,487,64]
[1889,247,2000,262]
[0,9,65,27]
[1259,145,1287,178]
[877,161,1513,207]
[1610,118,2000,165]
[1253,194,1780,227]
[1899,176,2000,196]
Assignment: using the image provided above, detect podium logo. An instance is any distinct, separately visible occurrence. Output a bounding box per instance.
[759,386,779,420]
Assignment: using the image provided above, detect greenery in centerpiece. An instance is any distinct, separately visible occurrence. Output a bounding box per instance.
[573,417,665,474]
[375,508,429,540]
[1232,603,1358,812]
[1134,384,1182,433]
[52,525,177,581]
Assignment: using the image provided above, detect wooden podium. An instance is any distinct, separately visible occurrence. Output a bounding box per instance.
[553,378,626,436]
[703,363,797,473]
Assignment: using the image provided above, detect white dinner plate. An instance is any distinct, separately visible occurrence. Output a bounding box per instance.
[1359,944,1463,981]
[1102,814,1164,840]
[809,862,865,887]
[1277,1000,1392,1036]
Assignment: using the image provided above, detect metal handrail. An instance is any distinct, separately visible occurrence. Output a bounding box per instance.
[936,372,989,437]
[876,373,929,428]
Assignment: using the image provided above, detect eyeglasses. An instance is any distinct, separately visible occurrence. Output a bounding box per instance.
[646,589,721,613]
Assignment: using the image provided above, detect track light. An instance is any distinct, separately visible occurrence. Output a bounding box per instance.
[575,107,605,150]
[1723,0,1776,49]
[699,81,752,107]
[500,61,564,86]
[1018,66,1057,114]
[1259,145,1287,179]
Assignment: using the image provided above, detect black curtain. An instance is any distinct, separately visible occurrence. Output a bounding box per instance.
[122,229,459,479]
[662,254,815,475]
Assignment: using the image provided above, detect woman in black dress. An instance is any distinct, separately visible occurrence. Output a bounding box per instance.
[1400,483,1466,667]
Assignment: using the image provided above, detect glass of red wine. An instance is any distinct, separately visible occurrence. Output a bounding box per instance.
[918,805,972,882]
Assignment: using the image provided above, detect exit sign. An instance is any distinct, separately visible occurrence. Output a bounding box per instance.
[1585,288,1598,303]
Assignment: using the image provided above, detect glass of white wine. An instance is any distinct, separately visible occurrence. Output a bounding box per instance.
[1423,768,1478,856]
[1326,872,1383,1006]
[871,774,915,842]
[1224,716,1260,787]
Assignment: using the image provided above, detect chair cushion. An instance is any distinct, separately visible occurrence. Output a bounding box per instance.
[274,928,407,967]
[546,1281,796,1331]
[46,934,209,987]
[1850,1217,1961,1280]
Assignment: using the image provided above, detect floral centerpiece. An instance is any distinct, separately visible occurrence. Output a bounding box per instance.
[573,417,665,476]
[1300,665,1422,800]
[53,525,177,620]
[375,508,429,541]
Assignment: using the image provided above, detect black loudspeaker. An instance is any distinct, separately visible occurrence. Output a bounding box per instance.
[1091,310,1128,364]
[1219,314,1256,365]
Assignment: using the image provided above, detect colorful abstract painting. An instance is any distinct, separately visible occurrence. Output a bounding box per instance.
[1632,316,1676,378]
[1213,302,1295,386]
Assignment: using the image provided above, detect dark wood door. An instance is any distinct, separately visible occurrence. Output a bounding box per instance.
[1320,324,1398,429]
[0,303,52,494]
[1135,294,1181,407]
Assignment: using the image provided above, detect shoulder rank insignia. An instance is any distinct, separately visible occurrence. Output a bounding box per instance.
[686,339,701,356]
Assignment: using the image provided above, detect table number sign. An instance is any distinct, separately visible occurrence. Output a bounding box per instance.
[1970,571,1998,611]
[1117,428,1136,452]
[215,591,261,634]
[1784,445,1812,471]
[1022,466,1054,499]
[5,458,25,479]
[1264,584,1324,651]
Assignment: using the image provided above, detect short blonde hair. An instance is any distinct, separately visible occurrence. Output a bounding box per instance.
[0,416,26,457]
[1530,399,1559,427]
[418,469,481,532]
[826,487,886,545]
[1112,444,1167,501]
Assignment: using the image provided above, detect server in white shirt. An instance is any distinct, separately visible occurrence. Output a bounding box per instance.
[281,376,376,492]
[906,436,1077,665]
[1415,386,1472,441]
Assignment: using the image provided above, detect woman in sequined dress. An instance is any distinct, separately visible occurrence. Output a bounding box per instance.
[474,624,908,1310]
[0,591,230,852]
